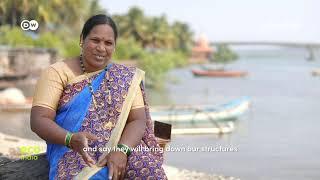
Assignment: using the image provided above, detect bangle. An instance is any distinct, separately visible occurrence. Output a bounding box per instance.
[65,132,74,148]
[117,144,132,156]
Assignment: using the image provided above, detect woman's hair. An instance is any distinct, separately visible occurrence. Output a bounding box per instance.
[80,14,118,41]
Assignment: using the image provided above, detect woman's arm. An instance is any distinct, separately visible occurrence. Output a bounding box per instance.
[118,107,147,148]
[30,106,66,145]
[30,106,98,167]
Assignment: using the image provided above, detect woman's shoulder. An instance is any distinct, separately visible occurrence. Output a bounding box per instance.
[48,61,67,71]
[40,59,78,86]
[38,61,65,77]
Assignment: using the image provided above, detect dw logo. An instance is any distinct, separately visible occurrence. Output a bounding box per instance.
[20,20,39,31]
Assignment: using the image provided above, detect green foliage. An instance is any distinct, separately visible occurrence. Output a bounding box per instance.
[112,7,193,51]
[0,26,79,57]
[165,51,188,67]
[112,37,144,60]
[61,39,81,58]
[0,2,194,89]
[0,0,105,33]
[138,51,187,88]
[34,32,61,48]
[212,44,238,64]
[0,26,34,46]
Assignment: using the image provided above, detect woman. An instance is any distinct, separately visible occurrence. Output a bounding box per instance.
[30,14,167,180]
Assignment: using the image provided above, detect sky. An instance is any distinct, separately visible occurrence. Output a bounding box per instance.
[99,0,320,43]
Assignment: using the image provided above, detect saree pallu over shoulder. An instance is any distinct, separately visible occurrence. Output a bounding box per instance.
[47,68,108,179]
[75,67,145,179]
[47,63,166,179]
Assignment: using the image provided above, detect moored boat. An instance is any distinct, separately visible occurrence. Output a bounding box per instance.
[192,69,247,77]
[150,97,250,123]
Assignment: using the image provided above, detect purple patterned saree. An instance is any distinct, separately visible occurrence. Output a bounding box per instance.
[47,63,167,179]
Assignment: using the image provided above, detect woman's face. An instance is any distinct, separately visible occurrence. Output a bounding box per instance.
[81,24,115,71]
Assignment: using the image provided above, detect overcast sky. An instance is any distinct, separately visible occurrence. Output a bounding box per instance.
[100,0,320,43]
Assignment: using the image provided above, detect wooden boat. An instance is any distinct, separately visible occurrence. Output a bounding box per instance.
[150,97,249,135]
[192,69,247,77]
[312,69,320,76]
[150,97,250,123]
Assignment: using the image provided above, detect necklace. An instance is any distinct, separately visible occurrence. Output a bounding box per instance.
[79,55,112,108]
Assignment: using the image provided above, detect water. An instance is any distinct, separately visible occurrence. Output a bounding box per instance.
[1,47,319,179]
[159,47,320,180]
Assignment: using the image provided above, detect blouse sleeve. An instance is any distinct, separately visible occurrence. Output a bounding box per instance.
[131,86,145,110]
[32,67,64,111]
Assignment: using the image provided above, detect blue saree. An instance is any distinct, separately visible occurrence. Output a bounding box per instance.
[45,63,166,179]
[47,65,111,179]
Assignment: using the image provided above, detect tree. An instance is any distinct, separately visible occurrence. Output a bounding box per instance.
[112,7,193,51]
[211,44,238,64]
[0,0,105,33]
[172,22,193,53]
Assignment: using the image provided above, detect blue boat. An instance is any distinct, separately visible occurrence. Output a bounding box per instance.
[150,97,250,123]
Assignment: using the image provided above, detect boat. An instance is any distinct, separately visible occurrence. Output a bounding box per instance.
[192,69,247,77]
[150,97,250,135]
[150,97,250,123]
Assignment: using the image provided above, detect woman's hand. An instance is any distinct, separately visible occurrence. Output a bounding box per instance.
[70,132,99,167]
[97,151,128,180]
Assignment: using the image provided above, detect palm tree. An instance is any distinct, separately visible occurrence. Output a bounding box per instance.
[171,22,193,52]
[0,0,105,33]
[113,7,150,47]
[112,6,193,52]
[147,16,175,49]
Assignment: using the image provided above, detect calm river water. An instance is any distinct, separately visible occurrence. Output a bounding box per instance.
[160,47,320,180]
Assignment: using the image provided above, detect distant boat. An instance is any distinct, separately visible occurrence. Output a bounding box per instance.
[312,69,320,76]
[192,69,247,77]
[150,97,250,123]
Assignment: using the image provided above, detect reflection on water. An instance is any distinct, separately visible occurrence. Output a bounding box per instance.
[1,47,320,179]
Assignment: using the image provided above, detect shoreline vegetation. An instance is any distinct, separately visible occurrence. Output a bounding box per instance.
[0,1,237,89]
[0,3,193,89]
